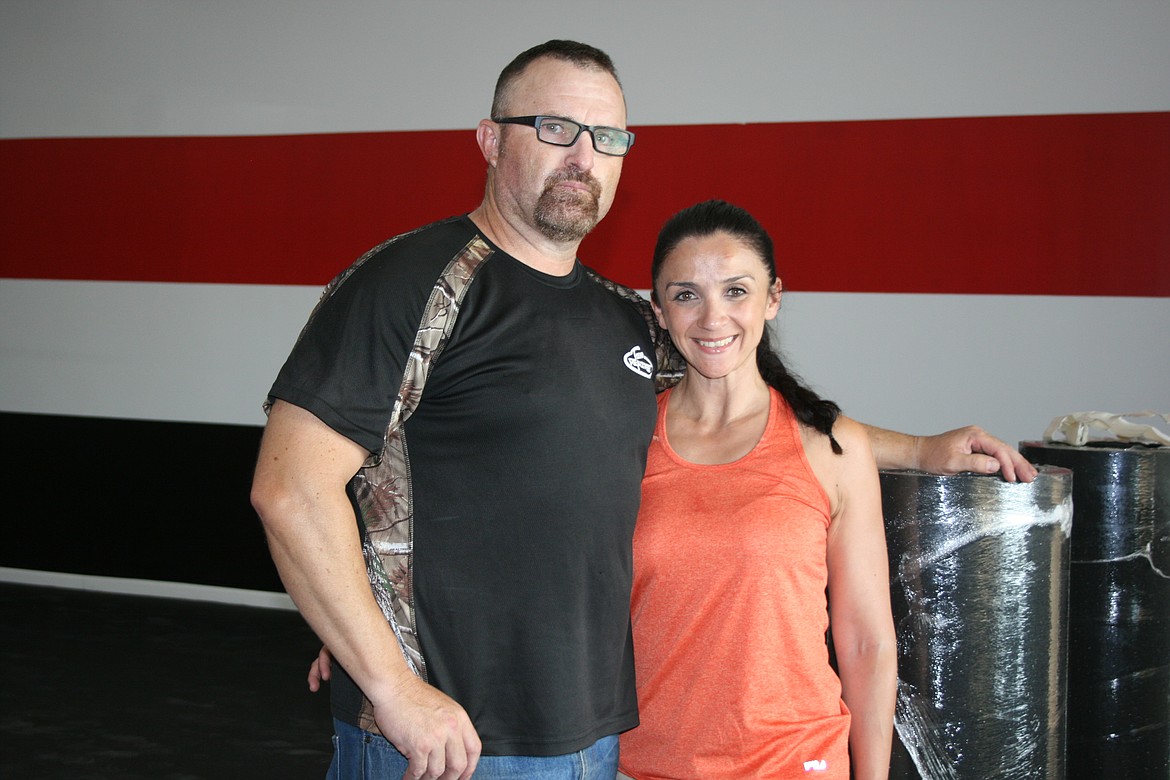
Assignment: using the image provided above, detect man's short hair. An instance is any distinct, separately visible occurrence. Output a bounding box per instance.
[491,40,622,118]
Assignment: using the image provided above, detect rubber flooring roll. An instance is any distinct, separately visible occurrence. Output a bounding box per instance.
[1019,442,1169,780]
[880,467,1073,779]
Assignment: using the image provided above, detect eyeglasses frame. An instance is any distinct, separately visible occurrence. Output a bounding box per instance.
[492,115,635,157]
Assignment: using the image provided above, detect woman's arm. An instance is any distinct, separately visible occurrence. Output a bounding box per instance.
[811,416,898,780]
[863,423,1037,483]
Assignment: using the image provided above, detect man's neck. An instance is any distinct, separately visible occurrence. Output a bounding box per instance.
[468,203,580,277]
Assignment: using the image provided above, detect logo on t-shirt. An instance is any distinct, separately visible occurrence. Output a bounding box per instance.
[623,345,653,379]
[803,759,829,772]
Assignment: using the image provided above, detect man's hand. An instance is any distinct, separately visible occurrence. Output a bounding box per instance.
[372,674,482,780]
[915,425,1037,483]
[306,645,480,779]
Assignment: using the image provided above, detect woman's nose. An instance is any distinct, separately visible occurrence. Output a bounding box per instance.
[700,301,726,329]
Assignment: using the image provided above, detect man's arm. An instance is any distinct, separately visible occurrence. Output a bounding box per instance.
[251,400,480,780]
[863,423,1038,483]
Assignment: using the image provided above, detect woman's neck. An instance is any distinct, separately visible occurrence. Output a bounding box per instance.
[664,372,772,464]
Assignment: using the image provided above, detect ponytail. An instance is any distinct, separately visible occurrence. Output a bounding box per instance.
[757,328,842,454]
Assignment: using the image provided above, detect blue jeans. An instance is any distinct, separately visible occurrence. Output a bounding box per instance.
[326,718,619,779]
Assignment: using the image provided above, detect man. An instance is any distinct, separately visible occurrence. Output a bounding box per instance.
[251,40,1035,780]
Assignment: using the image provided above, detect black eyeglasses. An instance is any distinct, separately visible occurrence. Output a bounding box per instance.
[493,115,635,157]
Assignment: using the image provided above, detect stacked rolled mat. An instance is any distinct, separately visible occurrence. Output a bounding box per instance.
[880,467,1073,779]
[1018,442,1169,779]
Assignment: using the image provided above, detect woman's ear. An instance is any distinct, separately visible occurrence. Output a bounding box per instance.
[766,279,783,320]
[650,296,668,330]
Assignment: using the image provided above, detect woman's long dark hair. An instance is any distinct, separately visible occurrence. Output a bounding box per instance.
[652,200,842,454]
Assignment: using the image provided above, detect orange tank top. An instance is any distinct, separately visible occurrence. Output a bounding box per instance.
[619,387,850,780]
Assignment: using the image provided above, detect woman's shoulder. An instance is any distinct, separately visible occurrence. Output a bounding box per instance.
[829,414,869,454]
[792,405,866,459]
[798,413,878,519]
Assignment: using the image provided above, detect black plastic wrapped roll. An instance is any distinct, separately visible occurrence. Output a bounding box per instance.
[1019,442,1169,780]
[880,467,1073,779]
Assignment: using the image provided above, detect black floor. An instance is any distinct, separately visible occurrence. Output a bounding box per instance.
[1,582,333,779]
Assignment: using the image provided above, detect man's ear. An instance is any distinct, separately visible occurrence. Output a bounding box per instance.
[476,119,500,167]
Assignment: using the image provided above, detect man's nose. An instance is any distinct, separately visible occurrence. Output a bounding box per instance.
[564,129,596,169]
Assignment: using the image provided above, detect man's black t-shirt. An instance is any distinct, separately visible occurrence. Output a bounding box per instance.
[269,216,659,755]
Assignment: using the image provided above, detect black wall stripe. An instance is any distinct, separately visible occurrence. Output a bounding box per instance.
[2,412,283,592]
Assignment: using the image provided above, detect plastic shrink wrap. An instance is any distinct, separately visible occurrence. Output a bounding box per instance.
[880,467,1073,779]
[1019,442,1169,779]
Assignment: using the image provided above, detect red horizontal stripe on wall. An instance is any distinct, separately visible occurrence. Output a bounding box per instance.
[2,113,1167,295]
[0,130,486,288]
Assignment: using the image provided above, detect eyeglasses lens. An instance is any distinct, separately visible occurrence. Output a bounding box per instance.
[535,117,631,156]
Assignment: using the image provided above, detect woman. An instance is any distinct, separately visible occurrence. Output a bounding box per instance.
[617,200,896,779]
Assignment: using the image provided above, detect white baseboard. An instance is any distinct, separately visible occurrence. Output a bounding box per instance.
[0,567,297,611]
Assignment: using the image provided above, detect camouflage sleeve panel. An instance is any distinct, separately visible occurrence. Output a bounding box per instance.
[582,269,685,393]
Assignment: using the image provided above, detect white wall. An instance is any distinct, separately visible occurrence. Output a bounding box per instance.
[2,0,1168,447]
[4,1,1167,136]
